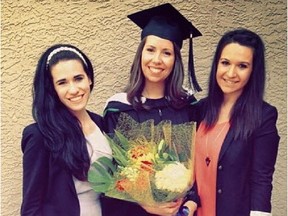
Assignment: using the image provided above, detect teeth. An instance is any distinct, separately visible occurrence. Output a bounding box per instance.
[70,95,82,102]
[149,67,163,73]
[225,79,236,84]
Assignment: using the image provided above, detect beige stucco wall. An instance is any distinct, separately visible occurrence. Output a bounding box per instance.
[1,0,286,215]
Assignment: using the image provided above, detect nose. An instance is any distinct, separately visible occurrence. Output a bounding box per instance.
[226,65,236,77]
[152,52,162,64]
[68,83,79,94]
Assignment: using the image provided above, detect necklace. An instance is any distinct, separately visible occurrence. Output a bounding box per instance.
[205,122,228,167]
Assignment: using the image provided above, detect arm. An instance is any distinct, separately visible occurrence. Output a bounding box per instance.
[181,183,200,216]
[250,105,280,214]
[140,199,183,216]
[103,111,120,135]
[140,199,197,216]
[103,101,121,135]
[141,149,199,216]
[21,125,49,216]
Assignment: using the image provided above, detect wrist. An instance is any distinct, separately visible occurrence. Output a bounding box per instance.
[184,200,197,212]
[177,206,190,216]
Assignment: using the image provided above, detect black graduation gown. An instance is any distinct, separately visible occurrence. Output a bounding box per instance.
[101,93,199,216]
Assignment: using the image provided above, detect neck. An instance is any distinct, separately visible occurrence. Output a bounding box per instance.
[218,95,238,123]
[223,91,241,105]
[72,110,95,135]
[72,109,89,123]
[142,82,165,99]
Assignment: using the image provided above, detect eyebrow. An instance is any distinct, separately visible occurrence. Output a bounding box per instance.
[220,58,251,65]
[55,74,84,84]
[74,74,84,78]
[55,77,65,83]
[146,44,174,52]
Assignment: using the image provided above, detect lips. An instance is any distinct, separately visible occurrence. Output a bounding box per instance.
[69,94,84,102]
[149,66,164,73]
[223,78,238,84]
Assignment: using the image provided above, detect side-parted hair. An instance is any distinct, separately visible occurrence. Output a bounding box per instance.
[32,44,94,180]
[125,37,189,110]
[204,28,266,140]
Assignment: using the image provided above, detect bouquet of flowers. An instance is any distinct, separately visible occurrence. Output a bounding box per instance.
[88,113,195,205]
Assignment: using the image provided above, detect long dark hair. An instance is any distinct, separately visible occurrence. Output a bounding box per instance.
[204,28,265,140]
[32,44,94,180]
[125,37,189,110]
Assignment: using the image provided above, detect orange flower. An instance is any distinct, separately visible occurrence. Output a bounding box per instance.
[140,160,154,173]
[116,178,135,192]
[128,145,149,160]
[116,179,128,191]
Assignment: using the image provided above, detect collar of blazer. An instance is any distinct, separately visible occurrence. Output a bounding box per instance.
[218,128,234,162]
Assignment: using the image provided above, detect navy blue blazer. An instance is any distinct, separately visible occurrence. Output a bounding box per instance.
[196,100,280,216]
[21,111,105,216]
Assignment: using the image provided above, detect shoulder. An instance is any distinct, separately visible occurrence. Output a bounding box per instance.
[262,101,278,115]
[87,111,105,131]
[197,97,207,106]
[253,101,279,138]
[191,97,206,116]
[186,95,198,105]
[88,111,103,122]
[188,97,206,109]
[260,101,278,124]
[103,93,134,116]
[105,92,130,107]
[22,123,43,140]
[21,123,46,152]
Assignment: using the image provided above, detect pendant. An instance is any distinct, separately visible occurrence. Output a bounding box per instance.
[205,157,211,167]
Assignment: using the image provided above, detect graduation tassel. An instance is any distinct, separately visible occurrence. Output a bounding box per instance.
[188,32,202,93]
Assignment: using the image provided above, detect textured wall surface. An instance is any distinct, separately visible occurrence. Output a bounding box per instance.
[1,0,286,215]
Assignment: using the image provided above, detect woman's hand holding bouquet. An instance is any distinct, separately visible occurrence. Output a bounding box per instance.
[140,198,183,216]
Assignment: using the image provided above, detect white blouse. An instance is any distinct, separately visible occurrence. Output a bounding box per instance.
[73,126,112,216]
[251,211,272,216]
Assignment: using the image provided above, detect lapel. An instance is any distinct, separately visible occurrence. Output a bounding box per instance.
[218,128,234,162]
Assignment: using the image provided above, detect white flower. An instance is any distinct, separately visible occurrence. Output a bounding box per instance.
[154,162,191,193]
[120,166,139,181]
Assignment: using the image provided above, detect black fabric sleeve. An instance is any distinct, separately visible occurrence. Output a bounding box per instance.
[250,104,280,212]
[21,124,49,216]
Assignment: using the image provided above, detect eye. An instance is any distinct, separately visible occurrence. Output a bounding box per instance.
[146,47,154,52]
[56,80,67,85]
[239,63,248,69]
[163,51,172,56]
[74,75,84,82]
[219,59,230,67]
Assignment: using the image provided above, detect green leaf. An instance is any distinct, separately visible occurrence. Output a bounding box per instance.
[158,139,165,154]
[91,183,111,193]
[114,130,130,149]
[113,154,128,167]
[88,170,110,184]
[105,134,128,166]
[91,161,112,180]
[105,134,126,156]
[163,152,169,160]
[97,156,116,173]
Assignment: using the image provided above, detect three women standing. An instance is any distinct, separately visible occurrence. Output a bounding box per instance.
[20,6,280,216]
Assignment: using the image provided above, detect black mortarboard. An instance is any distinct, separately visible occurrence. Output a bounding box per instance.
[128,3,202,92]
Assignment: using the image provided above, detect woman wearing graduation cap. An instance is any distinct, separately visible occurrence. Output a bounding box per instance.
[102,3,201,216]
